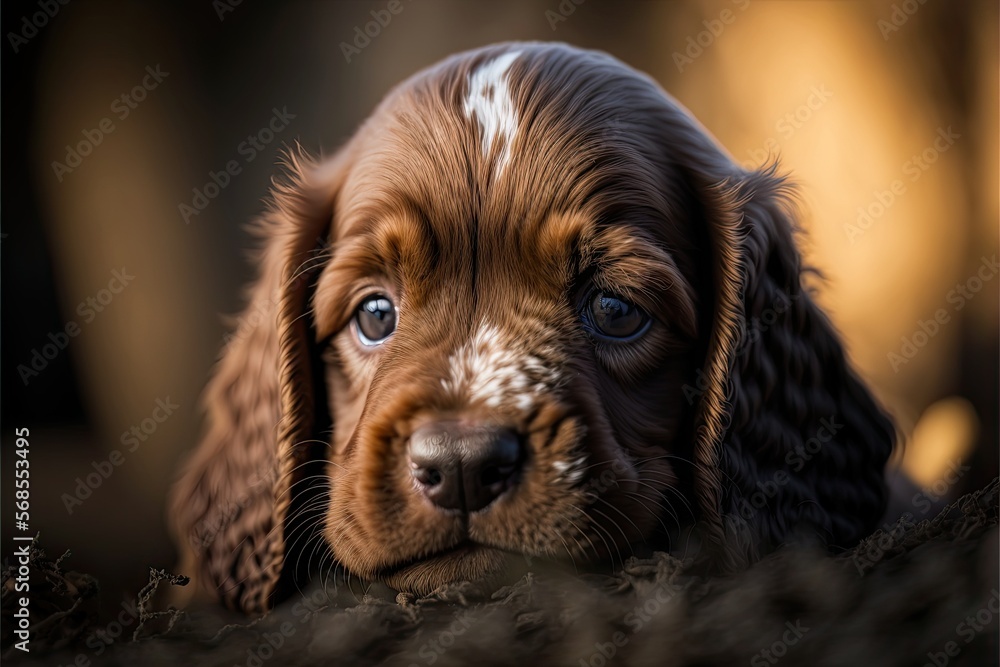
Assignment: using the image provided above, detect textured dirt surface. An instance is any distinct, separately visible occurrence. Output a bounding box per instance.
[3,480,997,667]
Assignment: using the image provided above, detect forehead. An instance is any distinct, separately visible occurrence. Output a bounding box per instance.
[313,47,697,338]
[336,47,674,244]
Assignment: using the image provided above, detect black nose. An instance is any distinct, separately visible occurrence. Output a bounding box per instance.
[408,422,523,513]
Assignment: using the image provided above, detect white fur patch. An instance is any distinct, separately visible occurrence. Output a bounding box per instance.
[441,323,557,412]
[462,50,522,176]
[553,455,589,485]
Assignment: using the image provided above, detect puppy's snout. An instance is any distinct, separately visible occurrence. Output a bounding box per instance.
[408,422,523,513]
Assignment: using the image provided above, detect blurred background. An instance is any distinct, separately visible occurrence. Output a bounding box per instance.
[2,0,997,619]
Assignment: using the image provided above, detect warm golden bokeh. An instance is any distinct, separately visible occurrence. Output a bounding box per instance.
[5,0,996,604]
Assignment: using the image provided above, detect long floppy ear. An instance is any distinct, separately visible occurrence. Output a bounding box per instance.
[168,150,347,613]
[682,159,896,571]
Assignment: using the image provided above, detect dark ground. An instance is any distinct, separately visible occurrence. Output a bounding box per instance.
[3,480,997,667]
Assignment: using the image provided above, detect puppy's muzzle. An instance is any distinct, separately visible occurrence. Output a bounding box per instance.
[408,422,523,513]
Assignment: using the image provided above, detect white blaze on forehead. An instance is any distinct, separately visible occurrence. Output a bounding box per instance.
[442,323,558,411]
[462,50,522,176]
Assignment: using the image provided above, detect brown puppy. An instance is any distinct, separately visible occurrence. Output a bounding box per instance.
[170,42,894,613]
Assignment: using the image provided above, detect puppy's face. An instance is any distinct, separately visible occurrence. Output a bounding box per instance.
[172,43,893,613]
[311,49,702,593]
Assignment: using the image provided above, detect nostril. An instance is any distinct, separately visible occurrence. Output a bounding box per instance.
[412,465,443,487]
[480,463,516,487]
[408,421,524,512]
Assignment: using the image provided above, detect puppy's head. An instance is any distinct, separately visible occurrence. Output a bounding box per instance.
[170,43,894,613]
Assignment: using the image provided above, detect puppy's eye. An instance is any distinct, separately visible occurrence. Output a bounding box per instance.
[584,290,650,341]
[355,294,396,346]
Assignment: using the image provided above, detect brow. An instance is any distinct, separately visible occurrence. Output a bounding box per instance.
[313,209,441,340]
[585,225,698,340]
[314,203,697,343]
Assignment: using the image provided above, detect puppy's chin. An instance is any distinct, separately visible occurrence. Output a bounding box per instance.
[379,544,526,596]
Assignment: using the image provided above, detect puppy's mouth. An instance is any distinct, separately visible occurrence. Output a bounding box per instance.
[376,540,479,578]
[376,540,525,595]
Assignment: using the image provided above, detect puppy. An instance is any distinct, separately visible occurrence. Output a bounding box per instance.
[169,42,895,613]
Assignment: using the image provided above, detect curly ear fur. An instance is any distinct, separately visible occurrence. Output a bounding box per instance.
[168,47,894,608]
[690,165,896,570]
[169,151,344,613]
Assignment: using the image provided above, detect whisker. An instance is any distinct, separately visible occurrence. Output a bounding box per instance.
[587,505,631,568]
[567,504,624,569]
[562,510,602,564]
[595,496,645,541]
[621,491,675,536]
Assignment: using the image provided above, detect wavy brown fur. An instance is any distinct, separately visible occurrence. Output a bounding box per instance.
[168,42,895,613]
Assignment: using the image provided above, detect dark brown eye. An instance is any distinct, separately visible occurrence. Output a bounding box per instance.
[585,290,649,341]
[355,294,396,346]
